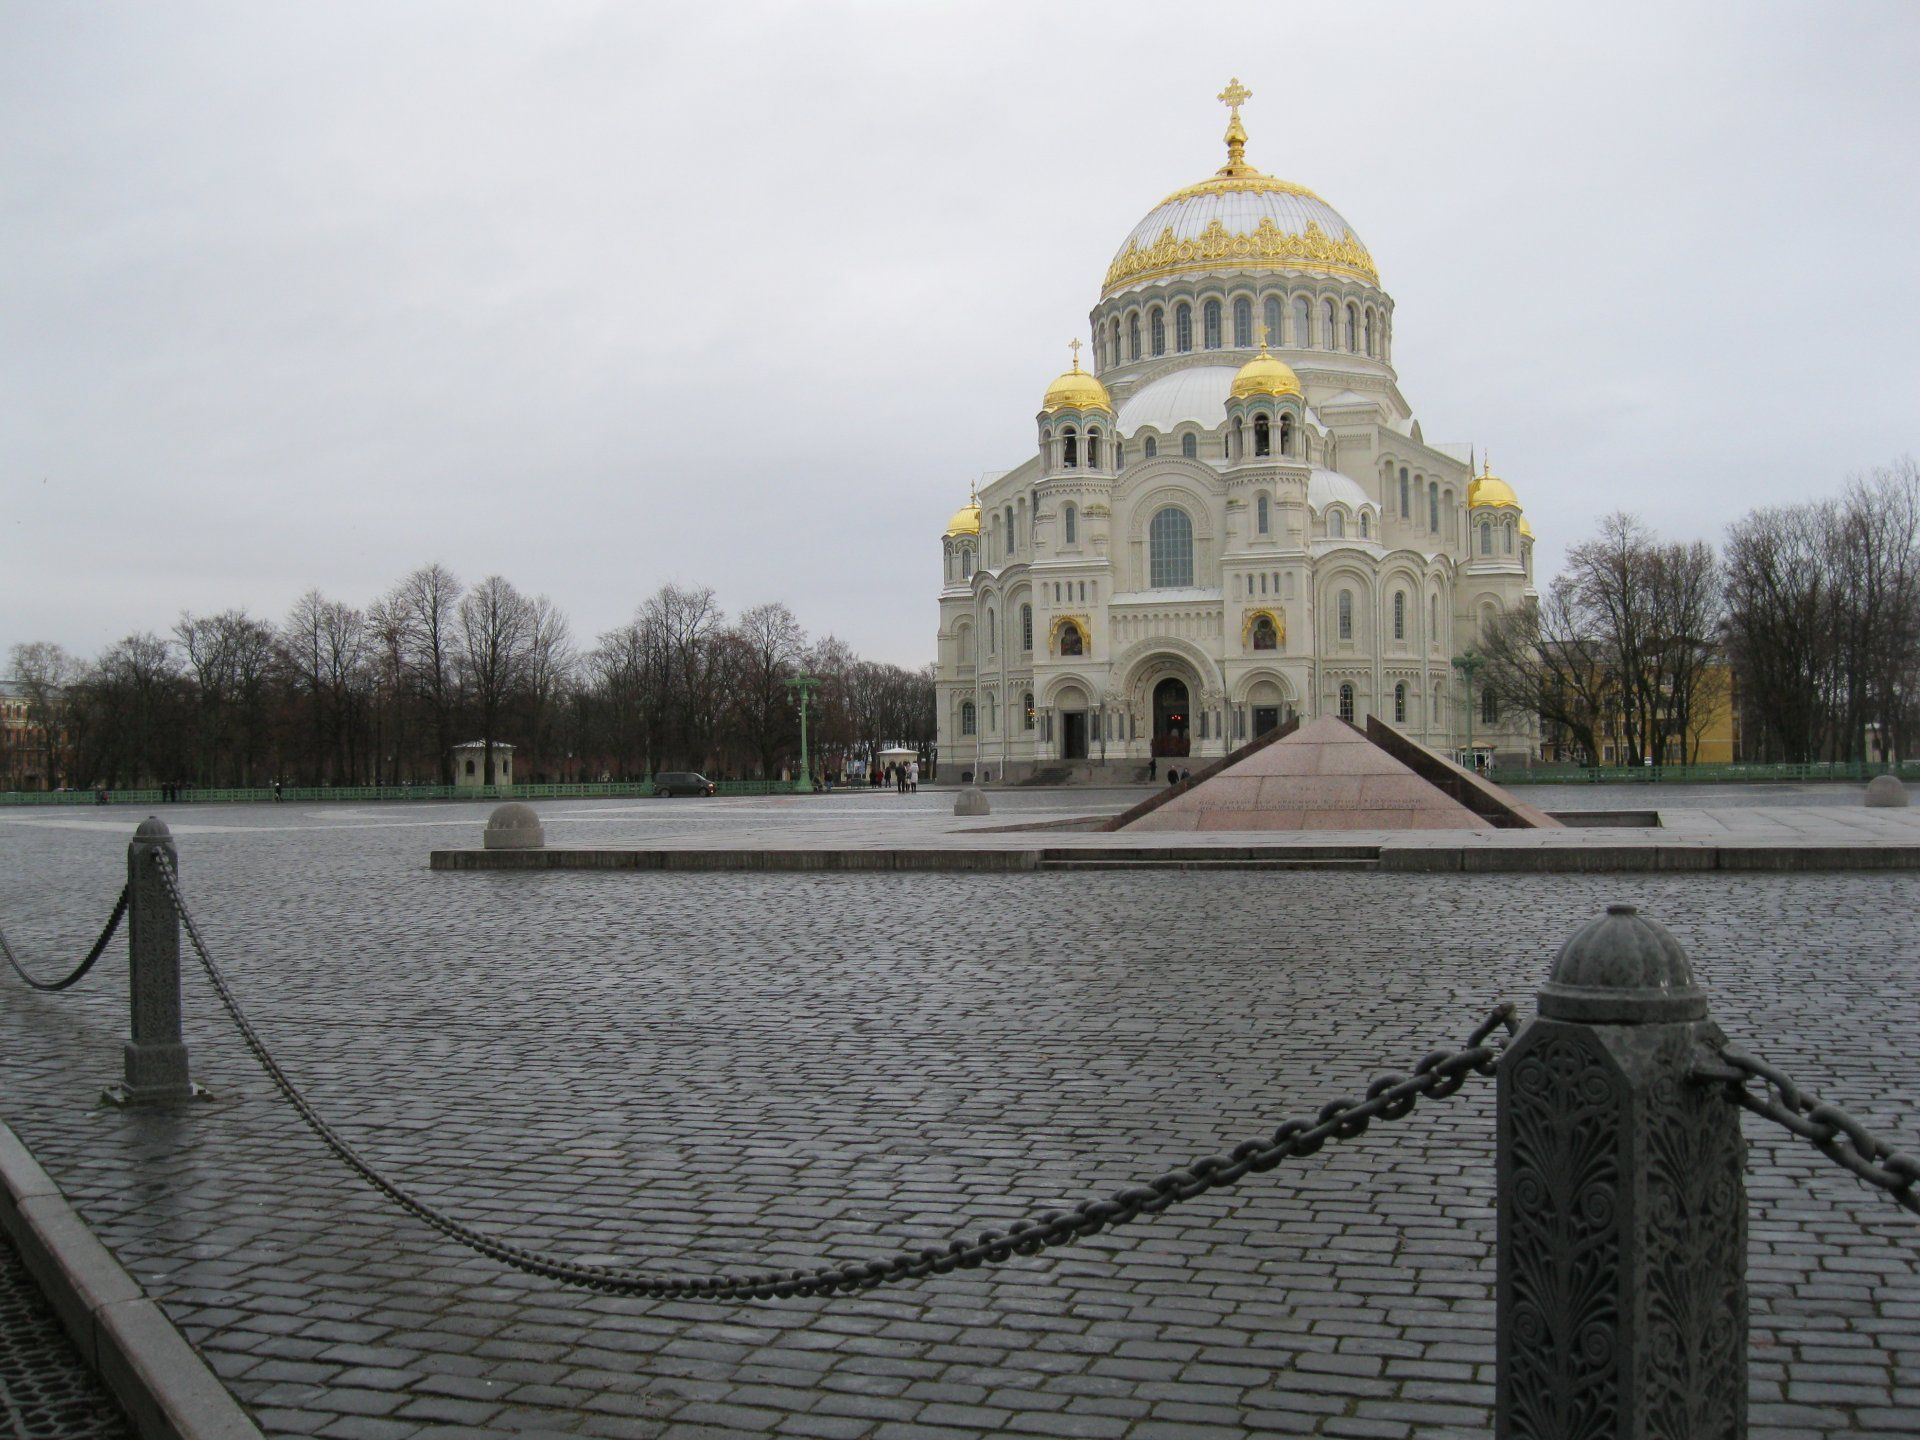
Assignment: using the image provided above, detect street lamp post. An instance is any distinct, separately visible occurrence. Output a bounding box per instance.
[1453,650,1486,771]
[785,675,819,793]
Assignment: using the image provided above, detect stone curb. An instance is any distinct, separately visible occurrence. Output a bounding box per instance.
[0,1120,263,1440]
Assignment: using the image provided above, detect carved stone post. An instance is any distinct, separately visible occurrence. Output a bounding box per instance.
[107,817,198,1104]
[1497,903,1746,1439]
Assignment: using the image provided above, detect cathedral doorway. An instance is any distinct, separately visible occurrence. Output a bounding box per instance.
[1253,705,1280,737]
[1061,711,1088,760]
[1152,677,1190,757]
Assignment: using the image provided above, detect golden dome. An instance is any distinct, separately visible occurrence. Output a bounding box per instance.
[944,496,980,538]
[1042,343,1112,413]
[1468,455,1520,510]
[1230,338,1302,400]
[1518,516,1534,539]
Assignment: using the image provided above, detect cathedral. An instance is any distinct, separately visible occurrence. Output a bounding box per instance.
[936,81,1538,781]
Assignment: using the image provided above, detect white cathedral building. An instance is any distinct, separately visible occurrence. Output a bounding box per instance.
[936,82,1538,781]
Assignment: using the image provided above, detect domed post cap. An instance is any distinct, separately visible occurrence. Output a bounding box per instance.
[1864,774,1909,807]
[483,802,545,851]
[1536,903,1708,1024]
[132,816,174,845]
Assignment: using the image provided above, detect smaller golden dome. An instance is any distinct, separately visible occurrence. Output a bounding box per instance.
[1468,454,1520,510]
[1518,516,1533,539]
[1230,340,1302,401]
[1041,341,1112,413]
[944,496,980,538]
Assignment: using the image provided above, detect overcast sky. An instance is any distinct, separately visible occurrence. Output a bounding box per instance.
[4,2,1917,669]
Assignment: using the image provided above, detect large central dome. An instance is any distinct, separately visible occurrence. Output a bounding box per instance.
[1102,88,1376,298]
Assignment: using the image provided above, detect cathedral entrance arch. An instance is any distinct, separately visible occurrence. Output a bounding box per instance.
[1152,677,1191,757]
[1050,681,1092,761]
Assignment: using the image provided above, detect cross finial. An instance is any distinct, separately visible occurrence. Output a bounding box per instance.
[1068,337,1082,371]
[1255,319,1270,351]
[1218,77,1252,114]
[1216,77,1253,175]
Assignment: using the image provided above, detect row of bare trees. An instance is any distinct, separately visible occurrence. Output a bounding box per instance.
[1477,461,1919,766]
[6,567,934,790]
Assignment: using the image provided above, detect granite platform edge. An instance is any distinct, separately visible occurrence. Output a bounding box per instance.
[429,843,1920,873]
[0,1120,264,1440]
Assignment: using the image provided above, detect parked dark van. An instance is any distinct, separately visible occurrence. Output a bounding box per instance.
[654,772,716,797]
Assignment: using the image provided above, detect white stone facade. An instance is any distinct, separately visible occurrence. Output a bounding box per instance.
[936,96,1537,781]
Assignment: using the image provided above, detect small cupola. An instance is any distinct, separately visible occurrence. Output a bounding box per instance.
[1041,340,1113,415]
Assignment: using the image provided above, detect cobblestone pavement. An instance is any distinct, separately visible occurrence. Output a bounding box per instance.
[0,805,1916,1438]
[0,1229,133,1439]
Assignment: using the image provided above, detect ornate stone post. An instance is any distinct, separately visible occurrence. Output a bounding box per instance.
[107,817,199,1104]
[1498,903,1746,1439]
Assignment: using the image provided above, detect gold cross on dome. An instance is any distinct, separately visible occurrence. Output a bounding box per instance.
[1256,319,1270,349]
[1068,337,1082,370]
[1218,77,1252,115]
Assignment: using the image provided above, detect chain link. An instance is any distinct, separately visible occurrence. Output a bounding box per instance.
[1711,1044,1919,1216]
[1,887,129,994]
[151,852,1516,1301]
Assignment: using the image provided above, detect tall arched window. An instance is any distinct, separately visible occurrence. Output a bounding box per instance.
[1063,502,1077,545]
[1293,295,1310,348]
[986,609,996,653]
[1087,429,1101,468]
[1062,428,1078,468]
[1364,310,1376,356]
[1150,307,1165,356]
[1264,296,1283,349]
[1109,319,1120,367]
[1393,591,1406,640]
[1180,432,1198,459]
[987,693,996,730]
[1023,691,1034,730]
[1021,604,1033,652]
[1005,505,1015,550]
[1175,302,1192,352]
[1251,614,1278,650]
[1394,682,1407,723]
[1233,297,1252,347]
[1328,510,1345,539]
[1399,467,1410,517]
[1257,493,1270,534]
[1430,593,1438,638]
[1337,589,1354,639]
[1345,303,1359,351]
[961,549,973,578]
[1429,481,1440,533]
[1231,416,1243,458]
[1115,440,1124,468]
[1360,511,1370,539]
[1143,436,1157,459]
[1322,299,1337,347]
[1504,521,1514,554]
[1279,413,1294,456]
[1480,521,1493,555]
[961,700,975,735]
[1253,414,1270,456]
[1128,313,1140,360]
[989,513,1000,563]
[1339,683,1355,722]
[1149,507,1194,588]
[1203,299,1222,349]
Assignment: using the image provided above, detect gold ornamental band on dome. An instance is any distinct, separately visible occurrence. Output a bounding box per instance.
[1103,215,1380,296]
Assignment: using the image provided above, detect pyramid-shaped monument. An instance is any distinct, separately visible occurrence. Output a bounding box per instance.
[1115,716,1561,833]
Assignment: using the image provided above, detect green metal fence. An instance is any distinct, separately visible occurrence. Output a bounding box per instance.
[0,778,809,807]
[1498,759,1920,785]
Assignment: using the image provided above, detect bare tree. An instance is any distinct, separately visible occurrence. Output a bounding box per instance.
[1479,578,1615,765]
[458,575,534,784]
[392,563,463,784]
[728,602,806,778]
[7,641,77,787]
[519,594,575,780]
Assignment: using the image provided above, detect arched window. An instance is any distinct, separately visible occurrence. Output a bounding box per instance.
[1328,510,1345,539]
[1399,467,1410,518]
[1149,507,1194,588]
[1321,299,1337,348]
[1257,493,1270,534]
[1128,313,1140,360]
[1394,682,1407,724]
[1430,593,1438,637]
[1264,296,1283,349]
[1063,502,1077,545]
[1233,297,1252,347]
[1108,319,1120,367]
[961,549,974,578]
[961,700,975,735]
[1087,429,1101,468]
[1345,303,1358,351]
[1150,306,1165,356]
[1231,416,1243,458]
[989,513,1000,563]
[986,609,996,653]
[1021,604,1033,651]
[1393,591,1406,640]
[1175,302,1192,353]
[1339,683,1355,723]
[1062,428,1078,468]
[1338,589,1354,639]
[1279,413,1294,456]
[1180,432,1198,459]
[1203,299,1222,349]
[1360,511,1371,539]
[1429,481,1440,533]
[1480,521,1493,555]
[1251,614,1278,650]
[1364,309,1376,356]
[1254,414,1270,456]
[1060,622,1083,656]
[1504,521,1514,554]
[1023,691,1035,730]
[1005,505,1015,549]
[1143,436,1157,459]
[1482,689,1500,725]
[987,693,996,731]
[1293,295,1310,348]
[1115,440,1124,468]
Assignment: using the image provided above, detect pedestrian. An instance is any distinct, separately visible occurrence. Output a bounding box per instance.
[1148,755,1157,781]
[272,778,282,802]
[907,759,918,793]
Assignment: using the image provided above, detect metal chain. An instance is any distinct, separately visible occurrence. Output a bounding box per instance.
[1711,1044,1919,1216]
[0,888,129,994]
[151,852,1516,1301]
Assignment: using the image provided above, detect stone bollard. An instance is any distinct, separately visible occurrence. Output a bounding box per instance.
[953,787,991,817]
[106,818,202,1105]
[1497,904,1746,1438]
[1864,774,1909,808]
[483,801,546,850]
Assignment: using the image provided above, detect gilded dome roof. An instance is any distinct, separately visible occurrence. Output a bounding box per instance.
[1230,344,1302,400]
[1518,516,1534,539]
[1104,82,1376,298]
[1468,457,1520,510]
[1041,351,1113,413]
[944,498,980,538]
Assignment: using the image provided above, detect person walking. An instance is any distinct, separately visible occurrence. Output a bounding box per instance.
[1148,755,1157,781]
[907,759,918,793]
